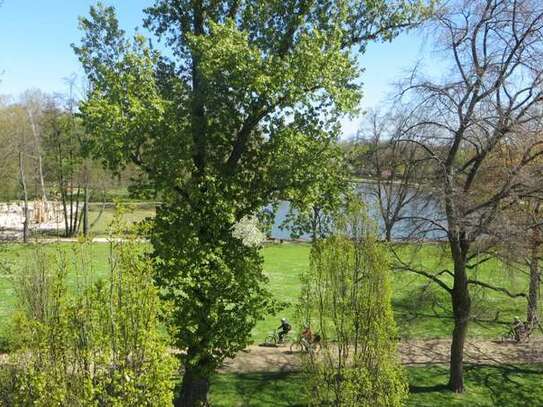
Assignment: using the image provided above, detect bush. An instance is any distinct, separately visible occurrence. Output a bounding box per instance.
[300,202,408,406]
[2,233,177,405]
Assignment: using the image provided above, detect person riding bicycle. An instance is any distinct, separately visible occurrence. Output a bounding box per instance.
[512,316,525,342]
[278,318,292,343]
[301,324,313,344]
[301,324,321,350]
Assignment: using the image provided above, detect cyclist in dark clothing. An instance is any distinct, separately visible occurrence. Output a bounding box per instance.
[278,318,291,342]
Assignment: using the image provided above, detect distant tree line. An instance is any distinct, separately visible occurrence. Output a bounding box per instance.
[0,88,145,237]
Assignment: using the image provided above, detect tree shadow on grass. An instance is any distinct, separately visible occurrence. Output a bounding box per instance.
[408,364,543,407]
[466,364,543,406]
[235,372,306,407]
[212,364,543,406]
[409,383,449,393]
[211,371,307,407]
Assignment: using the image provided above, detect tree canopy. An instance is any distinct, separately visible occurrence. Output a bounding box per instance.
[74,1,430,404]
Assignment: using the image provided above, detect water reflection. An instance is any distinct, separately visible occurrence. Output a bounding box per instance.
[269,182,446,241]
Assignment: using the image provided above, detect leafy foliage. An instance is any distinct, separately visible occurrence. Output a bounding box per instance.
[300,203,408,406]
[1,226,177,406]
[74,0,430,403]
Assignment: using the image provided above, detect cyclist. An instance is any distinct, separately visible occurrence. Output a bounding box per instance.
[301,324,313,344]
[512,316,525,342]
[278,318,292,343]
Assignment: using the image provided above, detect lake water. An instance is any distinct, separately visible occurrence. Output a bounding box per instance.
[270,182,445,241]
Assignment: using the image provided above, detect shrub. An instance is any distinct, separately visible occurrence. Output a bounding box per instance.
[3,231,177,405]
[300,202,408,406]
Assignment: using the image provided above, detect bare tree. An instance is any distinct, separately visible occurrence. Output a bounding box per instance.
[21,90,48,206]
[18,151,29,242]
[524,202,543,325]
[0,104,33,241]
[395,0,543,393]
[355,110,433,241]
[497,189,543,326]
[0,103,20,200]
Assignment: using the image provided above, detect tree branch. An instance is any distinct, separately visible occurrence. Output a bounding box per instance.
[467,279,527,298]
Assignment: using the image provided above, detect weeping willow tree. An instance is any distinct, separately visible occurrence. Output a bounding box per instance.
[300,202,407,406]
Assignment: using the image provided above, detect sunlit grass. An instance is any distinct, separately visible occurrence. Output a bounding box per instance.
[0,241,531,346]
[209,365,543,407]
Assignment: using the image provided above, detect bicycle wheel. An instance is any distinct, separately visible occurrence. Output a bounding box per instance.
[518,327,531,342]
[290,341,303,353]
[265,335,277,346]
[500,328,514,342]
[311,341,321,353]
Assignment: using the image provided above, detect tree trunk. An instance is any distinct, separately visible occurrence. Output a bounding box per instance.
[527,234,541,325]
[19,152,29,243]
[83,185,89,237]
[448,257,471,393]
[384,223,392,242]
[61,190,69,237]
[177,363,210,407]
[311,207,319,243]
[27,109,48,205]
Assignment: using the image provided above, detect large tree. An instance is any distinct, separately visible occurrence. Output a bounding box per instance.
[395,0,543,393]
[354,109,434,241]
[74,1,428,405]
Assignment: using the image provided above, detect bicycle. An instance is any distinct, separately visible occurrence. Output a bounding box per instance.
[264,329,290,346]
[500,320,533,343]
[290,335,321,354]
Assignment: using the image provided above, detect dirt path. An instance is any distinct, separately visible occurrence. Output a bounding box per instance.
[3,337,541,374]
[219,338,543,373]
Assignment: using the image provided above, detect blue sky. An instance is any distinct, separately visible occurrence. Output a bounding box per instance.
[0,0,434,137]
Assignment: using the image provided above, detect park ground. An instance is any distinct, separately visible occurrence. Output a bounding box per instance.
[0,241,541,406]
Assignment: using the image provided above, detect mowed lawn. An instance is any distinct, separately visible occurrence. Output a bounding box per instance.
[0,241,532,344]
[256,243,529,342]
[0,241,540,405]
[209,364,543,407]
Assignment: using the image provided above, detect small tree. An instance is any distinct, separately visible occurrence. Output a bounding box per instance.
[522,201,543,325]
[497,195,543,326]
[5,220,177,405]
[41,91,91,237]
[300,202,407,406]
[21,90,49,207]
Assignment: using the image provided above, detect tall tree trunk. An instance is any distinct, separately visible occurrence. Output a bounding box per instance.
[61,190,69,237]
[72,186,82,236]
[19,152,29,243]
[69,177,74,236]
[527,228,541,325]
[83,185,89,237]
[177,353,211,407]
[448,252,470,393]
[27,110,48,205]
[310,206,319,243]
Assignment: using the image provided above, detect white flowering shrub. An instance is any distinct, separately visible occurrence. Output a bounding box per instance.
[232,215,266,247]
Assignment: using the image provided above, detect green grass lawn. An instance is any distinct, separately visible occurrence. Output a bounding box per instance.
[86,206,155,236]
[255,243,529,342]
[209,364,543,407]
[0,241,531,345]
[0,241,538,405]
